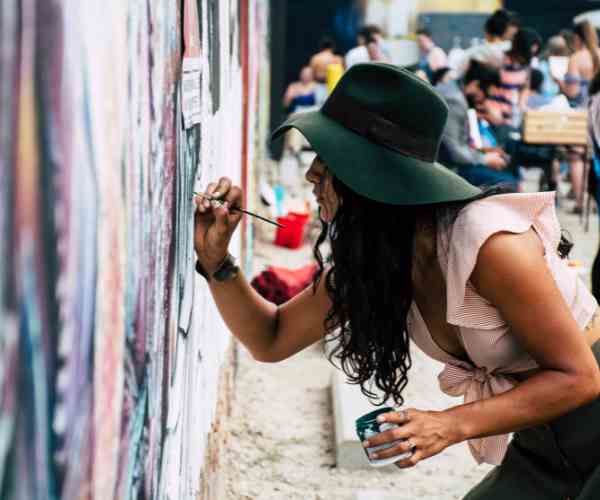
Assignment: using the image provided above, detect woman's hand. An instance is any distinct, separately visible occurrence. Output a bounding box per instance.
[362,408,462,469]
[194,177,244,275]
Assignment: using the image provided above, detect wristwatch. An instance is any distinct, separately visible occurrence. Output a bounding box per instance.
[195,253,239,282]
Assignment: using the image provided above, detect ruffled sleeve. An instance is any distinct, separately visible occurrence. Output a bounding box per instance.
[443,192,560,329]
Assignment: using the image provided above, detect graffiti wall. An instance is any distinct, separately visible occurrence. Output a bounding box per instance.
[0,0,270,499]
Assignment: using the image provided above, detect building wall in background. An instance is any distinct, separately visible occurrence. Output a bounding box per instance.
[504,1,598,41]
[365,0,499,37]
[0,0,269,499]
[417,0,501,13]
[268,0,364,159]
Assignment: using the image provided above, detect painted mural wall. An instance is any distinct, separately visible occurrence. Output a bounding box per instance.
[0,0,270,499]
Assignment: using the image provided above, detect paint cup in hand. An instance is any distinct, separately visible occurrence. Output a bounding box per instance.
[355,407,413,467]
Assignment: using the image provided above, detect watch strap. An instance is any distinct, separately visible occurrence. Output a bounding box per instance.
[195,253,239,282]
[213,253,239,281]
[195,259,211,281]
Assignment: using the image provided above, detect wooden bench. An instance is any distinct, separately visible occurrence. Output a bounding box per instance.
[523,109,588,146]
[522,109,589,193]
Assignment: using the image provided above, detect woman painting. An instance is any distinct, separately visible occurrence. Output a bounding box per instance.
[194,63,600,499]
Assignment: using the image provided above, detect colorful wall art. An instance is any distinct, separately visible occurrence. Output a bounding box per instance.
[0,0,270,498]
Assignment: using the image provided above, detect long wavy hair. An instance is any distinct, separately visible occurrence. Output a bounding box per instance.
[312,177,572,406]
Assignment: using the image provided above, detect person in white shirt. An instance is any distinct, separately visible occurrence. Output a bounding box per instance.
[453,9,517,78]
[365,34,389,63]
[416,28,447,82]
[345,25,388,69]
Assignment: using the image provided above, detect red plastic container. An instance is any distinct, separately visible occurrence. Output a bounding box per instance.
[274,211,310,249]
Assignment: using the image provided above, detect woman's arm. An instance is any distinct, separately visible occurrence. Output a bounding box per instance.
[428,47,447,71]
[282,83,298,108]
[448,228,600,439]
[209,268,331,362]
[194,178,331,362]
[363,228,600,467]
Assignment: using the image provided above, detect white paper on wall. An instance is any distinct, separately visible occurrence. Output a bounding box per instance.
[182,0,202,129]
[182,59,202,129]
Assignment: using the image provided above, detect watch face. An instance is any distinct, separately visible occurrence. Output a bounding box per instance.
[213,254,239,281]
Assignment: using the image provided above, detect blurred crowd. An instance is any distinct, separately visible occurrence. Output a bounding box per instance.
[282,25,391,118]
[278,9,600,296]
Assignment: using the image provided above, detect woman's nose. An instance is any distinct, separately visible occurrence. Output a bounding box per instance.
[305,165,319,184]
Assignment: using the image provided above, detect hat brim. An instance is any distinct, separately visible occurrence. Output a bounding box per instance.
[272,110,482,206]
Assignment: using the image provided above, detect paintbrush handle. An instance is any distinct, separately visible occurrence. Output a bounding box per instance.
[232,207,285,228]
[193,192,285,228]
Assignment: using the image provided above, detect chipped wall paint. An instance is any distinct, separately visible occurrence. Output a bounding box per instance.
[0,0,270,499]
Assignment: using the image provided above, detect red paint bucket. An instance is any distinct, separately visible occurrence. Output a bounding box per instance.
[274,212,310,249]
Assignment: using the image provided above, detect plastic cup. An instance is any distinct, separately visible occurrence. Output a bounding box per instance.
[355,407,413,467]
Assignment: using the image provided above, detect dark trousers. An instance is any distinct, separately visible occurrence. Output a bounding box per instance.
[455,142,556,192]
[495,123,557,191]
[457,164,520,191]
[505,140,557,191]
[464,340,600,499]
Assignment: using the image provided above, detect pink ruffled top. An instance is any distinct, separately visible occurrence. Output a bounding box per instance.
[407,191,598,465]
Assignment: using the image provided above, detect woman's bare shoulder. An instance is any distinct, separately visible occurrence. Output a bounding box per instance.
[471,228,545,300]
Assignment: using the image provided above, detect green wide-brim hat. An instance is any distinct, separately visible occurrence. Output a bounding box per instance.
[271,63,482,205]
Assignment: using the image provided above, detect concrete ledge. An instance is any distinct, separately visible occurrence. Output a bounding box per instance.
[331,347,463,470]
[331,368,385,469]
[354,491,400,500]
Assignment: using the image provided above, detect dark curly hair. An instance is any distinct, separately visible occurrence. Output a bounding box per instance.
[312,177,572,406]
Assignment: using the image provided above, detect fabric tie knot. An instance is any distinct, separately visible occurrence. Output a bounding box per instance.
[438,362,517,465]
[472,366,488,384]
[438,362,493,397]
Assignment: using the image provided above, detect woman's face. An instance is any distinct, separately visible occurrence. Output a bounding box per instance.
[305,156,340,223]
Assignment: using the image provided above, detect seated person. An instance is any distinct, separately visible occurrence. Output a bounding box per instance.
[345,25,390,69]
[365,34,389,63]
[452,9,514,77]
[416,28,448,83]
[558,21,600,109]
[495,28,541,126]
[526,68,570,109]
[309,37,344,84]
[282,66,317,114]
[430,67,453,87]
[436,61,518,190]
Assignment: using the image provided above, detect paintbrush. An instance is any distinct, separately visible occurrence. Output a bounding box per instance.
[193,192,285,228]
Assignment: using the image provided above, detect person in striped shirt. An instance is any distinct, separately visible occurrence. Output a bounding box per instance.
[488,28,541,129]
